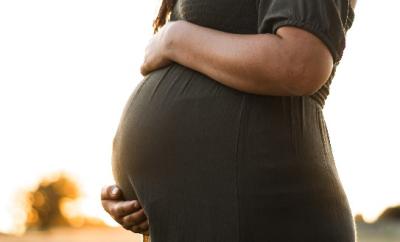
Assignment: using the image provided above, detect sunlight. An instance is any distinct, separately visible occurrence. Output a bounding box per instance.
[0,0,399,236]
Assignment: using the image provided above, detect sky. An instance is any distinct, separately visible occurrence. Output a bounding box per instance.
[0,0,399,235]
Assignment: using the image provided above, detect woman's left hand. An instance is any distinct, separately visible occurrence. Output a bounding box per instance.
[140,21,180,76]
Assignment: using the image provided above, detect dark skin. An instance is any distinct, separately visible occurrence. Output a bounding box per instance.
[101,0,357,235]
[101,185,149,234]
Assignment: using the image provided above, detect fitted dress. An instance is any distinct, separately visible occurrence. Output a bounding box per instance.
[112,0,356,241]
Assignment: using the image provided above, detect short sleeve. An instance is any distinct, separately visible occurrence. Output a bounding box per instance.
[257,0,355,64]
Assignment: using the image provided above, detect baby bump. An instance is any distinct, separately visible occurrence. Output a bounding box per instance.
[112,62,338,202]
[111,63,250,204]
[111,63,355,240]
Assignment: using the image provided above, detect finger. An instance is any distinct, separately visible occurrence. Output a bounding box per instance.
[129,219,150,234]
[103,199,141,217]
[111,200,141,218]
[121,208,147,227]
[109,185,122,200]
[140,64,148,76]
[101,199,113,214]
[101,185,121,200]
[100,185,110,200]
[140,58,153,76]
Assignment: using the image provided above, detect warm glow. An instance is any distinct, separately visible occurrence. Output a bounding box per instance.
[0,0,399,235]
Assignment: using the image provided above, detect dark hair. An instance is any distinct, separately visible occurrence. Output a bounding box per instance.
[153,0,177,33]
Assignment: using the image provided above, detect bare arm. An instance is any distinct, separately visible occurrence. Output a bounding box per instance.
[161,21,333,96]
[141,0,357,96]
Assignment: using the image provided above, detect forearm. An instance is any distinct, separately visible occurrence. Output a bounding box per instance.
[164,21,332,96]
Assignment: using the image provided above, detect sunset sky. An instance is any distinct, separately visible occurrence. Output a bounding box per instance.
[0,0,399,235]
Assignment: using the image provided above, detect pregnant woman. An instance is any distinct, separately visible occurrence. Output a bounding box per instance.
[101,0,357,241]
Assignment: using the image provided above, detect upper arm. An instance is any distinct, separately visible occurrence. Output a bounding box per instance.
[257,0,356,95]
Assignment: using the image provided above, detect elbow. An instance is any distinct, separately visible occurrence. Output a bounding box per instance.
[283,59,333,96]
[254,61,333,96]
[286,76,326,96]
[269,25,335,96]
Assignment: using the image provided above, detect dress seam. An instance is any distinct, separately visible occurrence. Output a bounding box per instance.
[233,94,247,242]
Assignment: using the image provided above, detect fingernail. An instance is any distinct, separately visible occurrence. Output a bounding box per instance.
[133,201,139,208]
[111,187,119,196]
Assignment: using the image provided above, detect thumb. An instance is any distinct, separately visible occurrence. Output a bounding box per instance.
[106,185,122,200]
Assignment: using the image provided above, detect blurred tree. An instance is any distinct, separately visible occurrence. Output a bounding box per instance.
[354,214,365,223]
[377,205,400,222]
[25,173,79,230]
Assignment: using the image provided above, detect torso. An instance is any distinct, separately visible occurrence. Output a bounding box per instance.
[111,1,356,240]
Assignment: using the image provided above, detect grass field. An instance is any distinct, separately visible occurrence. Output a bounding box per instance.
[1,222,399,242]
[356,221,400,242]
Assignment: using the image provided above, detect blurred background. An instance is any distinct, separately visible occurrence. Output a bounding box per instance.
[0,0,399,241]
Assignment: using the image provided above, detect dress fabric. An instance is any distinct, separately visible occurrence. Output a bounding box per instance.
[112,0,356,241]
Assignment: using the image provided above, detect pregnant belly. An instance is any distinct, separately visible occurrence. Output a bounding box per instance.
[111,63,248,202]
[111,63,355,240]
[111,62,337,210]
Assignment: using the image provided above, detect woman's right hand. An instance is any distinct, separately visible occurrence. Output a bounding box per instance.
[101,185,149,235]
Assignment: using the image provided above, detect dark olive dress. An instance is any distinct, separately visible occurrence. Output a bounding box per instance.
[112,0,356,241]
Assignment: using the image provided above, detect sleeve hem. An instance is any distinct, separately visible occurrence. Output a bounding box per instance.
[271,19,345,65]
